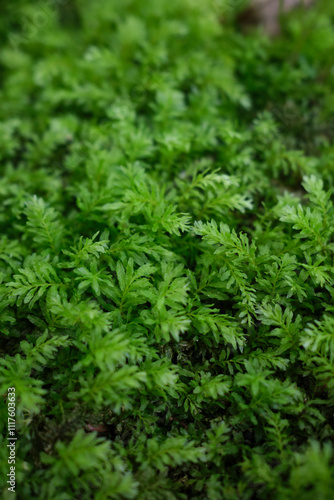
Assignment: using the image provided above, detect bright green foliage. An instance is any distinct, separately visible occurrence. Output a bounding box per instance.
[1,0,334,498]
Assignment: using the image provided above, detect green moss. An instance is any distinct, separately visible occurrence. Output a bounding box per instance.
[1,1,334,498]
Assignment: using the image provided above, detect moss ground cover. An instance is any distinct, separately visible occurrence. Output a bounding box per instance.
[1,1,334,498]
